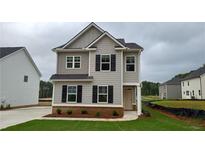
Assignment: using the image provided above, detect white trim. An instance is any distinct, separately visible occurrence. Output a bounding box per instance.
[52,83,55,106]
[67,85,77,103]
[0,47,41,77]
[65,56,81,69]
[123,82,140,86]
[86,32,126,49]
[53,104,123,108]
[62,23,104,49]
[100,54,111,72]
[88,51,91,76]
[125,55,136,72]
[121,51,123,106]
[51,79,93,82]
[98,85,108,103]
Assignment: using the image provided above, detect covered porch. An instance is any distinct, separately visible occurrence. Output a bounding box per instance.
[123,83,142,115]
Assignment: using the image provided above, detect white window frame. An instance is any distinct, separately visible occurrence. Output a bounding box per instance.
[98,85,108,103]
[66,56,81,69]
[125,55,136,72]
[100,54,111,72]
[67,85,77,103]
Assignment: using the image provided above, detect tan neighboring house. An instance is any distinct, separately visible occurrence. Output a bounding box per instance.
[0,47,41,107]
[159,77,182,99]
[181,65,205,100]
[50,22,144,118]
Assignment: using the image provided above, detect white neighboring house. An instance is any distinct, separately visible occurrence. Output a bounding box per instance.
[0,47,41,107]
[181,65,205,100]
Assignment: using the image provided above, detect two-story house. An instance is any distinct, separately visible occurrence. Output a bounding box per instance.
[50,22,143,118]
[181,65,205,100]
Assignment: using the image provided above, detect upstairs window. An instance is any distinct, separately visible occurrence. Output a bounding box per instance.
[66,56,81,69]
[101,55,110,71]
[126,56,135,72]
[182,82,184,86]
[187,81,189,86]
[24,75,28,82]
[199,90,201,96]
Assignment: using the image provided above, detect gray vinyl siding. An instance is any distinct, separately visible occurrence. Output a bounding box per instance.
[57,52,89,74]
[167,85,182,99]
[54,36,122,105]
[123,52,139,83]
[66,26,103,48]
[53,81,92,104]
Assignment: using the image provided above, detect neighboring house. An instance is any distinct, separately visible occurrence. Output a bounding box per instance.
[159,77,182,99]
[0,47,41,107]
[50,22,143,118]
[181,65,205,100]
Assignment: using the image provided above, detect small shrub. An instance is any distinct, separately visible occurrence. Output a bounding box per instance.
[56,108,62,115]
[0,104,4,110]
[112,110,119,116]
[96,112,100,117]
[66,110,72,115]
[81,110,88,114]
[6,104,11,109]
[142,109,151,117]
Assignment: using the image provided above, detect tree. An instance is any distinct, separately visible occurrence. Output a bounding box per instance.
[39,80,53,98]
[141,81,160,96]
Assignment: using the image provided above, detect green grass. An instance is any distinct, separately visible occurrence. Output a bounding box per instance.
[2,105,205,131]
[154,100,205,111]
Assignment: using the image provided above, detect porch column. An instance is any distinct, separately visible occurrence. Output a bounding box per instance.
[137,85,142,116]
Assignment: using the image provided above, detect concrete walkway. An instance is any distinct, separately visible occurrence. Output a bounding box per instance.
[40,111,138,121]
[0,106,51,129]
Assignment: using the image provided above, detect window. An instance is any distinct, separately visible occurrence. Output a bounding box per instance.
[188,81,189,86]
[24,75,28,82]
[126,56,135,71]
[192,90,194,96]
[101,55,110,71]
[66,56,81,69]
[98,86,108,103]
[67,86,77,102]
[186,91,189,96]
[199,90,201,96]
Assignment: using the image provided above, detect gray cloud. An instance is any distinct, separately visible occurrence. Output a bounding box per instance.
[1,22,205,83]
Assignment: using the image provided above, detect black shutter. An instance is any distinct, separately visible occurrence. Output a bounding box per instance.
[111,54,116,71]
[77,85,82,103]
[61,85,67,102]
[92,85,98,103]
[108,85,113,104]
[96,55,100,71]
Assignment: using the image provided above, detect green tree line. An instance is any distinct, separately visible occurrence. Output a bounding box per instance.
[141,81,160,96]
[39,80,53,98]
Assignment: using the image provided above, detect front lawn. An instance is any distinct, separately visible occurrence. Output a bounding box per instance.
[2,105,205,131]
[154,100,205,111]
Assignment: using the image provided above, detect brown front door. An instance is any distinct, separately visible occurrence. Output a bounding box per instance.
[123,88,133,110]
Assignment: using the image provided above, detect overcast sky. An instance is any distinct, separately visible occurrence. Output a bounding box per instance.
[1,22,205,83]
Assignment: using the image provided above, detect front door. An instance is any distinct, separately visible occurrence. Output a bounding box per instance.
[123,88,133,110]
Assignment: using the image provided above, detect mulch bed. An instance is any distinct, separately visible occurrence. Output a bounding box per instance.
[44,113,121,119]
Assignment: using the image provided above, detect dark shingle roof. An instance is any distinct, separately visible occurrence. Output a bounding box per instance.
[181,66,205,81]
[0,47,24,58]
[116,39,143,50]
[50,74,93,80]
[161,77,183,86]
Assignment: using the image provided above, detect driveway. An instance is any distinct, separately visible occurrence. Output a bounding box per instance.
[0,106,51,129]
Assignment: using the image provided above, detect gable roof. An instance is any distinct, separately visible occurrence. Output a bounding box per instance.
[54,22,104,50]
[53,22,144,51]
[0,47,24,58]
[0,47,41,77]
[86,31,126,49]
[161,76,183,86]
[181,66,205,81]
